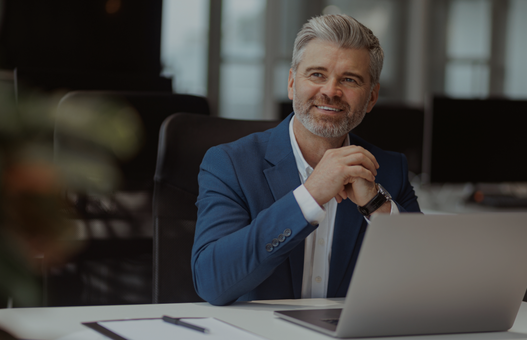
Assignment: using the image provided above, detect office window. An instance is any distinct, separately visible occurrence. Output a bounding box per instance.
[161,0,209,96]
[219,0,266,119]
[270,0,302,104]
[444,0,492,98]
[504,0,527,99]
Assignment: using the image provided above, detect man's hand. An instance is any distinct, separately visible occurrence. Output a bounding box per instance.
[304,145,379,206]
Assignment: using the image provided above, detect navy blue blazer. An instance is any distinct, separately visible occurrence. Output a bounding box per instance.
[191,113,421,306]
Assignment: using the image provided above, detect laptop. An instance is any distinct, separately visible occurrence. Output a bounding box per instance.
[274,213,527,338]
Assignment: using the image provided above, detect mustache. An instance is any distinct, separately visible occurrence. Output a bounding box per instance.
[309,95,350,112]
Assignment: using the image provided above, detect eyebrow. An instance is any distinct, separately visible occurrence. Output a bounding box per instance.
[304,66,366,83]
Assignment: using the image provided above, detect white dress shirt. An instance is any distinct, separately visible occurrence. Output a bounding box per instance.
[289,116,398,298]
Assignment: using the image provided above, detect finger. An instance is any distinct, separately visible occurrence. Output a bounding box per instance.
[345,165,376,183]
[341,146,379,169]
[343,153,378,176]
[338,188,347,200]
[343,183,355,202]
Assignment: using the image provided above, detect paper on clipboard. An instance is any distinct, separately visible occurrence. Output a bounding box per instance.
[83,317,267,340]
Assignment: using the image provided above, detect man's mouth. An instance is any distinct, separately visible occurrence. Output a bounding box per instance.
[316,105,343,112]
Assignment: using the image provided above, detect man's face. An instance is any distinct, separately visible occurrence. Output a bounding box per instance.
[288,39,380,139]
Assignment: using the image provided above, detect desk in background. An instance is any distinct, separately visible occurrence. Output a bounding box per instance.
[413,182,527,215]
[1,299,527,340]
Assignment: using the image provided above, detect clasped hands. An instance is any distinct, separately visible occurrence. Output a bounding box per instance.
[304,145,380,208]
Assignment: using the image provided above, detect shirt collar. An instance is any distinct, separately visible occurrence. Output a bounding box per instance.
[289,116,311,182]
[289,115,350,182]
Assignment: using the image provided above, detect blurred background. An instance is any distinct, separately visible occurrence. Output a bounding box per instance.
[2,0,527,119]
[1,0,526,310]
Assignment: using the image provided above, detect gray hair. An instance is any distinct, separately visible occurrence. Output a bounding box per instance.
[291,14,384,85]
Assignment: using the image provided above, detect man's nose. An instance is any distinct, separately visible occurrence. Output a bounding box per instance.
[320,79,343,98]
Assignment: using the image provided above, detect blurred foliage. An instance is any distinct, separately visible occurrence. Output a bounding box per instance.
[0,82,143,310]
[54,92,144,193]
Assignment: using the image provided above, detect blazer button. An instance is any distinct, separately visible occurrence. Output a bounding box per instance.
[272,238,280,247]
[265,243,273,252]
[277,234,285,242]
[283,228,292,237]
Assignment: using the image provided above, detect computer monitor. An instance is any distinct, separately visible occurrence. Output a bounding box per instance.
[353,105,424,176]
[423,96,527,184]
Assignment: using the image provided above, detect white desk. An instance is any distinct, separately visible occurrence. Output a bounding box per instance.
[2,299,527,340]
[413,182,527,214]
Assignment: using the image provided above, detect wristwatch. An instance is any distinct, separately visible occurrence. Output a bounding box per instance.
[357,183,392,217]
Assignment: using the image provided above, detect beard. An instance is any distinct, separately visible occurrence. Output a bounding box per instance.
[293,87,370,138]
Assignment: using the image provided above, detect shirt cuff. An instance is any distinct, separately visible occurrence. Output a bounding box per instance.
[293,184,326,225]
[364,200,399,223]
[390,200,399,214]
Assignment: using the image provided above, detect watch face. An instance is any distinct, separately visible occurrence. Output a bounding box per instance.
[377,184,392,200]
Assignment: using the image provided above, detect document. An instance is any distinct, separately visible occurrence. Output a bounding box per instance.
[83,317,267,340]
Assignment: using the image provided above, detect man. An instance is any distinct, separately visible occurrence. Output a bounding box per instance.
[192,14,420,306]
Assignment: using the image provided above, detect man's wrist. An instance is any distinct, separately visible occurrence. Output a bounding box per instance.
[293,185,326,225]
[357,184,392,217]
[355,184,380,207]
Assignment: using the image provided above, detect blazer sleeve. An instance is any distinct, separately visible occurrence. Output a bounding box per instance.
[386,153,421,213]
[191,146,316,306]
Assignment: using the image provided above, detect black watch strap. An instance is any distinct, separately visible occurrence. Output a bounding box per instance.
[357,184,391,217]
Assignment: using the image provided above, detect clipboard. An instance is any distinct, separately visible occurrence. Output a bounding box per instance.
[83,318,158,340]
[83,317,267,340]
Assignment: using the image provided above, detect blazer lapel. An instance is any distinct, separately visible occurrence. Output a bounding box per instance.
[326,190,366,297]
[326,131,371,296]
[263,114,304,298]
[263,114,299,203]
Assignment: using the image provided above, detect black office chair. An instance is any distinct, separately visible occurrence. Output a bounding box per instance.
[56,91,210,191]
[153,113,280,303]
[50,92,210,306]
[14,68,173,93]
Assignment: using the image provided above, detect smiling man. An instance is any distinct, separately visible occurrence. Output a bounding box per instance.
[191,14,421,306]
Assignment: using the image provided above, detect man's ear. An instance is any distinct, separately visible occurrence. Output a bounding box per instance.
[287,68,295,100]
[366,83,380,113]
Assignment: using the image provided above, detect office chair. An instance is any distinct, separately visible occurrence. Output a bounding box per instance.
[56,91,210,191]
[14,68,173,93]
[51,92,209,306]
[153,112,280,303]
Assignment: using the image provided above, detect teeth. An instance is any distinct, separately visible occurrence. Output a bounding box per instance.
[317,105,341,112]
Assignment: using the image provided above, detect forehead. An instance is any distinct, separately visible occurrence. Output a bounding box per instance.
[298,39,371,80]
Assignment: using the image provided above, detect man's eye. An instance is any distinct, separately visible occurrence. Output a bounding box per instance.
[312,73,323,77]
[343,78,356,83]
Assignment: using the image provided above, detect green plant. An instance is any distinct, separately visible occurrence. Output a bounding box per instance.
[0,83,143,308]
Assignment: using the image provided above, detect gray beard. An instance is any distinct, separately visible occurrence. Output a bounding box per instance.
[293,88,370,138]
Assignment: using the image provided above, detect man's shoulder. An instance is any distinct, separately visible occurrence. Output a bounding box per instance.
[207,129,273,164]
[203,124,281,167]
[209,116,290,158]
[200,124,285,181]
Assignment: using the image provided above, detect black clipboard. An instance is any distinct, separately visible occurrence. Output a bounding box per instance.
[82,316,267,339]
[83,318,159,340]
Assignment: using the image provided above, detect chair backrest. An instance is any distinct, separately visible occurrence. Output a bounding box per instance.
[153,113,280,303]
[50,92,210,306]
[55,91,210,192]
[15,68,172,93]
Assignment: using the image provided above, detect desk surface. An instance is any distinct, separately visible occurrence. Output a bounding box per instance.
[2,299,527,340]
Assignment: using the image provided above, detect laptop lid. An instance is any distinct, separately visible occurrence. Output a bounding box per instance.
[275,213,527,338]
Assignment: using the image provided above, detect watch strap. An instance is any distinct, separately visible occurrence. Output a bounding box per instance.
[357,184,390,217]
